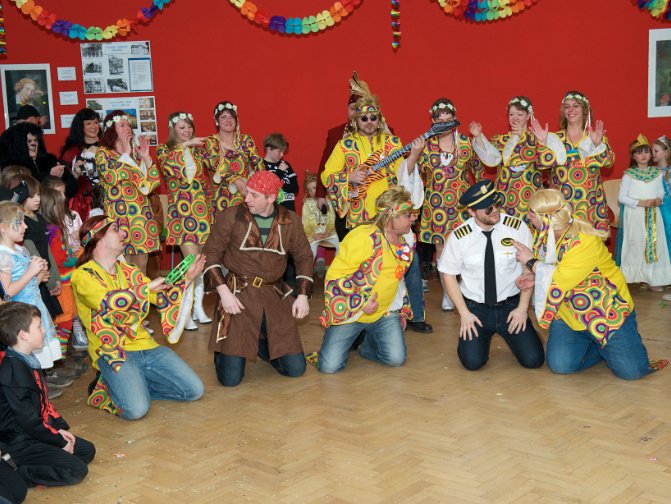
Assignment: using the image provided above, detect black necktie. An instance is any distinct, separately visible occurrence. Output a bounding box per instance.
[482,230,497,307]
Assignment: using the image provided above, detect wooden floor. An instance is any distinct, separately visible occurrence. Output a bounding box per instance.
[28,277,671,504]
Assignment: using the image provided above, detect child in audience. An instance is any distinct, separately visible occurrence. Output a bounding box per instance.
[263,133,299,211]
[40,177,87,350]
[616,134,671,291]
[302,173,339,276]
[0,201,60,373]
[0,302,95,489]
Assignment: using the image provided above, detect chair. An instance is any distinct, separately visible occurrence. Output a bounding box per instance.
[602,178,621,229]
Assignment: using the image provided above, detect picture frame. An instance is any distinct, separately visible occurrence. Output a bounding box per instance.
[0,63,55,133]
[648,28,671,118]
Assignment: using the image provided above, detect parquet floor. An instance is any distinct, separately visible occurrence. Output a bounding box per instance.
[28,278,671,503]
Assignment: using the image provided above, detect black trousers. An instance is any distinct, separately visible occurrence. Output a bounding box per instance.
[0,461,27,504]
[8,436,95,488]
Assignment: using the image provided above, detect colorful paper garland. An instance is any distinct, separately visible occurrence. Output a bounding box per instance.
[8,0,173,41]
[435,0,539,22]
[632,0,671,21]
[391,0,400,49]
[0,4,6,55]
[228,0,363,35]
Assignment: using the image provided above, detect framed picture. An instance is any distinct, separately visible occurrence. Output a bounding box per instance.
[0,63,55,133]
[648,28,671,118]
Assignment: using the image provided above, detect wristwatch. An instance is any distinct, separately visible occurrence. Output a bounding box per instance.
[526,258,538,272]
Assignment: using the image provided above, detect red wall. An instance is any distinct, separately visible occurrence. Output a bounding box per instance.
[1,0,670,196]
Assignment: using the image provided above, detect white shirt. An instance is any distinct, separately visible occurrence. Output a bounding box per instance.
[438,215,532,304]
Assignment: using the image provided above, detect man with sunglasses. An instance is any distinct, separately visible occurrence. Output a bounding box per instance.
[438,180,545,371]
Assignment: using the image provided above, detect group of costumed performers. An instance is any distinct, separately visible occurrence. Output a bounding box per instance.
[615,134,671,292]
[70,216,204,420]
[202,170,314,387]
[202,101,265,212]
[321,73,432,333]
[514,189,668,380]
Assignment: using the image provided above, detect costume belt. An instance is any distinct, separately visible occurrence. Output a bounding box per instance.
[228,272,281,290]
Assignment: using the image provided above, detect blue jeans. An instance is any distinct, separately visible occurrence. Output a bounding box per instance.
[213,316,306,386]
[405,253,425,322]
[318,312,407,373]
[98,346,204,420]
[546,311,651,380]
[458,296,545,370]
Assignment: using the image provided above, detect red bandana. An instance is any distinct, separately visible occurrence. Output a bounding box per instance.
[247,171,283,196]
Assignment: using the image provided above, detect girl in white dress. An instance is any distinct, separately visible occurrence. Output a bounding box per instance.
[616,134,671,290]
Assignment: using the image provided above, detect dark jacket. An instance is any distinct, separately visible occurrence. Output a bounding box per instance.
[0,350,69,450]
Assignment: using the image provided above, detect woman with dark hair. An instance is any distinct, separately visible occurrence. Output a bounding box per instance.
[202,101,264,212]
[0,123,76,197]
[70,215,205,420]
[95,110,160,274]
[59,108,102,220]
[552,91,614,231]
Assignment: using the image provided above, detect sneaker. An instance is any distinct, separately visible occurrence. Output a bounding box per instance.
[45,370,74,388]
[422,279,429,293]
[62,358,89,379]
[47,386,63,400]
[663,294,671,302]
[649,359,669,372]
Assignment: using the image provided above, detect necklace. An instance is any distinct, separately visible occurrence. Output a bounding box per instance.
[381,232,412,279]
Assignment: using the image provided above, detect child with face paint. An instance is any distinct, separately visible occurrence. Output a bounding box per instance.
[0,201,61,370]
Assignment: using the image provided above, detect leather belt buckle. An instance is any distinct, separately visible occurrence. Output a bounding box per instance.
[252,276,263,288]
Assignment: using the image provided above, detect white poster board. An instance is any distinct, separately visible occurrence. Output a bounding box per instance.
[81,41,153,94]
[86,96,158,146]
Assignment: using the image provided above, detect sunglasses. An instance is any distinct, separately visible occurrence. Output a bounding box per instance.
[360,115,378,123]
[484,203,501,215]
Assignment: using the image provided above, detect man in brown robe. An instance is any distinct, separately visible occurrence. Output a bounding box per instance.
[202,171,313,386]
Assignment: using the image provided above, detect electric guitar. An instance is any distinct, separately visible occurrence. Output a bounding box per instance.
[347,119,460,201]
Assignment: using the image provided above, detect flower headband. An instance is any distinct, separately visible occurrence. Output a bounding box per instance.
[563,93,590,106]
[81,217,114,247]
[169,112,193,128]
[430,102,456,114]
[357,104,379,114]
[508,97,533,115]
[105,115,128,129]
[214,102,238,116]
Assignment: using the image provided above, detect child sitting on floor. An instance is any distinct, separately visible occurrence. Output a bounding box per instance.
[0,301,95,490]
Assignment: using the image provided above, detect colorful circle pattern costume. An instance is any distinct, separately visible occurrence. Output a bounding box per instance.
[95,147,161,255]
[418,134,479,246]
[202,133,264,212]
[157,144,212,246]
[491,131,557,221]
[552,131,614,232]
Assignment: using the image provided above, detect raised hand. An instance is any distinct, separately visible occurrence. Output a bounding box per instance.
[589,120,605,147]
[469,121,483,138]
[530,117,549,144]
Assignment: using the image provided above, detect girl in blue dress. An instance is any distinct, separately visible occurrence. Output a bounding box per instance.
[653,135,671,300]
[0,201,60,368]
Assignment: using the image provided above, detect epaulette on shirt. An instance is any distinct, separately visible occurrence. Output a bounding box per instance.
[454,224,472,240]
[502,215,522,230]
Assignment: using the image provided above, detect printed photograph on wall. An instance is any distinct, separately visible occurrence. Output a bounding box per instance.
[649,28,671,118]
[1,63,55,133]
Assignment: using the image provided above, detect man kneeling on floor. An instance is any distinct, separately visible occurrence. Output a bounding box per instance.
[438,180,545,371]
[313,186,415,373]
[203,171,314,386]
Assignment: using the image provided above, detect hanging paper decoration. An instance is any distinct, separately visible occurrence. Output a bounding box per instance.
[632,0,671,21]
[435,0,539,22]
[0,3,6,55]
[391,0,400,49]
[8,0,174,41]
[228,0,363,35]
